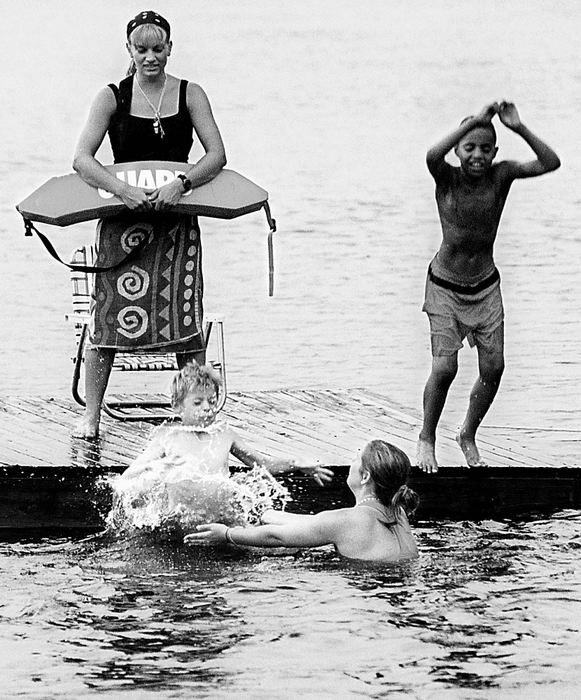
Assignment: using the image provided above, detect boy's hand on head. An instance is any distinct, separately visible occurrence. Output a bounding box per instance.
[498,101,522,130]
[475,102,499,125]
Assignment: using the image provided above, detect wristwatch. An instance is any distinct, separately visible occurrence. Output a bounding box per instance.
[177,174,192,192]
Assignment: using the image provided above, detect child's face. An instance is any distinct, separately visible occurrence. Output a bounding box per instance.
[454,127,498,178]
[178,388,218,427]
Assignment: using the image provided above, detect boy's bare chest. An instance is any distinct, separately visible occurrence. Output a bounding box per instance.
[437,179,505,228]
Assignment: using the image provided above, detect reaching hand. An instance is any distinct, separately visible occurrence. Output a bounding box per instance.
[498,101,522,130]
[475,102,499,125]
[184,523,227,545]
[297,463,334,487]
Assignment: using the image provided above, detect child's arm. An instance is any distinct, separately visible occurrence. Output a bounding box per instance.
[426,102,499,176]
[184,508,347,549]
[229,434,333,486]
[119,426,167,481]
[498,101,561,178]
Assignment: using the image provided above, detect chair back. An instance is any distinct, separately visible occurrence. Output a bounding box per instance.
[70,245,95,318]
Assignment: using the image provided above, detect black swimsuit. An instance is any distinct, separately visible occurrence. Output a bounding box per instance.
[107,75,193,163]
[89,74,204,352]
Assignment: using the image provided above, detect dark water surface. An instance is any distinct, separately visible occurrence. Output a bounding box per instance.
[1,515,580,698]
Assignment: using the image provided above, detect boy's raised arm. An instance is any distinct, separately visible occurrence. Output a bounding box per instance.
[498,101,561,178]
[426,102,499,176]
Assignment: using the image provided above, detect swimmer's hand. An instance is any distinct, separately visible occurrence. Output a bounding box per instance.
[184,523,227,545]
[498,101,522,130]
[475,102,499,125]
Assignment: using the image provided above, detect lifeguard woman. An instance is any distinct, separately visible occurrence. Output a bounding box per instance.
[72,10,226,438]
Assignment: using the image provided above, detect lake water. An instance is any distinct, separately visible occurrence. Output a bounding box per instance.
[1,0,580,696]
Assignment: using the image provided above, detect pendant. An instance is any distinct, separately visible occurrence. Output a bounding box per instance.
[153,115,165,138]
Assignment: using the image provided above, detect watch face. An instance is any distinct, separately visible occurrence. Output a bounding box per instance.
[179,175,191,191]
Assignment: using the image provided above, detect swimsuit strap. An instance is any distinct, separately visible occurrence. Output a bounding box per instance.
[178,79,189,114]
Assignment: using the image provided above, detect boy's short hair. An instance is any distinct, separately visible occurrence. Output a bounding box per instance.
[170,362,222,409]
[459,116,497,144]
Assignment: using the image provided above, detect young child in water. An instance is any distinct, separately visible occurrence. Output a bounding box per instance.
[417,101,560,474]
[113,362,333,532]
[186,439,419,563]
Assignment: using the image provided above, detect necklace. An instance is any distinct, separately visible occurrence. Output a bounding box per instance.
[357,496,382,506]
[135,75,167,138]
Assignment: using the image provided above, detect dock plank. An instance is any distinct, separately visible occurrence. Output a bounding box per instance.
[0,388,565,469]
[0,388,579,528]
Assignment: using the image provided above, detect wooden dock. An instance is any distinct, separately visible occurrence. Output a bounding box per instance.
[0,388,580,530]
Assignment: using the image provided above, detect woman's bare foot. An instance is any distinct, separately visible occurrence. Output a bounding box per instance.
[72,415,100,439]
[417,437,438,474]
[455,433,487,467]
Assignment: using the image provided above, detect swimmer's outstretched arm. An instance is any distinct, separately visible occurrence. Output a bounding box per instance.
[497,101,561,177]
[185,508,348,549]
[260,508,306,525]
[229,435,333,487]
[426,102,499,175]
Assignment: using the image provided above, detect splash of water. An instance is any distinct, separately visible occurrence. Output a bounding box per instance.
[106,466,289,540]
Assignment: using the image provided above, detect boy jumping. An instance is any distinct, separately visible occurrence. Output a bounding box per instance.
[418,101,560,473]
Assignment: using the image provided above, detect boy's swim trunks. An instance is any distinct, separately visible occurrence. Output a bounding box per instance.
[422,264,504,356]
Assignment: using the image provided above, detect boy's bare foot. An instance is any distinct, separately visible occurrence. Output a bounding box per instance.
[72,416,100,440]
[417,437,439,474]
[455,433,487,467]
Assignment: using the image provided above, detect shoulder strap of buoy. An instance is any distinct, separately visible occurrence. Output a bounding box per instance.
[22,218,151,273]
[263,202,276,297]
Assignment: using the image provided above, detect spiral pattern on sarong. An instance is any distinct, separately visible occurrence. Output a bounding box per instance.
[117,306,148,339]
[117,265,150,300]
[120,225,153,253]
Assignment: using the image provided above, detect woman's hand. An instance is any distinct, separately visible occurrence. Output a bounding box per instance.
[118,183,154,212]
[184,523,227,545]
[498,101,522,130]
[475,102,499,125]
[148,179,184,212]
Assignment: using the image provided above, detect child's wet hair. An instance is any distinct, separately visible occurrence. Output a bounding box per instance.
[170,362,222,409]
[459,116,497,144]
[361,440,420,517]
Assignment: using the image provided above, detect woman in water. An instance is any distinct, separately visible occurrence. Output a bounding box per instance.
[186,440,419,562]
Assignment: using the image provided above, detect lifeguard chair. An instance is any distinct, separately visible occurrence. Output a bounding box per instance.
[66,244,227,420]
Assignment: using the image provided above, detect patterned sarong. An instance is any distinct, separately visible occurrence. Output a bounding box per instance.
[89,212,204,351]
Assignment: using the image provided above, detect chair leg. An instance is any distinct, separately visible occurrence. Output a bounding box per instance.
[204,319,227,411]
[71,324,88,408]
[215,321,227,411]
[72,319,227,420]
